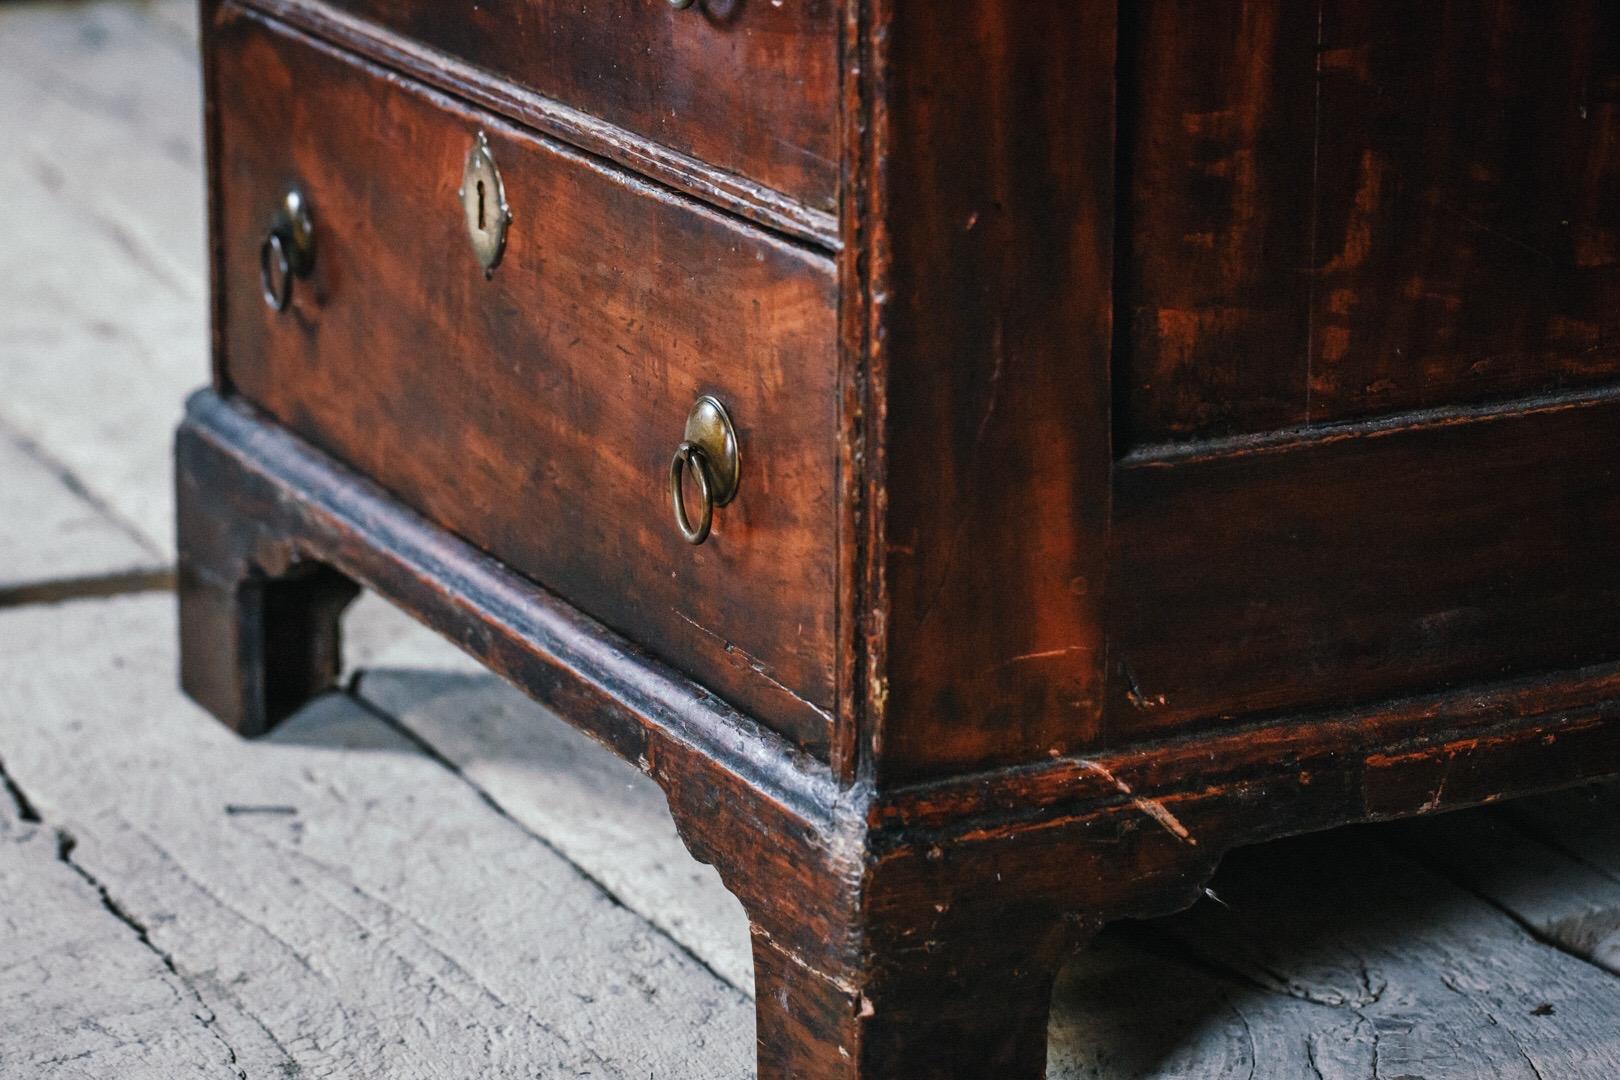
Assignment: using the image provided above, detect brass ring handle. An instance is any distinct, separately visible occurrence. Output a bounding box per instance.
[260,229,294,312]
[668,396,739,546]
[260,188,315,314]
[670,441,715,545]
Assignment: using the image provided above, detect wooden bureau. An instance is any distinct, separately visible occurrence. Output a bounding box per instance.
[178,2,1620,1075]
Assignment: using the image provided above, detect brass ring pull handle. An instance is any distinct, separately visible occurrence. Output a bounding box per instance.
[259,230,294,312]
[260,188,315,313]
[670,442,715,545]
[669,396,740,546]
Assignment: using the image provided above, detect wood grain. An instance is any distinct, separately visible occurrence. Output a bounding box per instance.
[1117,0,1620,447]
[1113,0,1319,447]
[0,800,242,1078]
[175,388,1620,1077]
[865,1,1118,781]
[1389,808,1620,975]
[210,6,841,753]
[1152,829,1620,1080]
[0,427,165,605]
[354,619,1620,1077]
[174,0,1620,1072]
[0,0,204,553]
[1110,393,1620,738]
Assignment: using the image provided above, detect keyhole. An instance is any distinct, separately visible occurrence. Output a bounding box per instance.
[476,179,487,232]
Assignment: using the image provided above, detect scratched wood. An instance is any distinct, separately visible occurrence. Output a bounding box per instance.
[16,0,1620,1075]
[303,0,841,213]
[210,5,840,753]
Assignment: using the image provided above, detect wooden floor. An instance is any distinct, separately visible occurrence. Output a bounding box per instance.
[5,2,1620,1076]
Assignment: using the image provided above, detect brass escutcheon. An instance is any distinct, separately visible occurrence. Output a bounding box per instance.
[460,132,511,276]
[670,396,740,545]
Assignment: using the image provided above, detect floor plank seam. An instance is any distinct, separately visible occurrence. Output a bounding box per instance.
[0,566,176,610]
[344,675,754,1001]
[1116,921,1352,1011]
[1491,803,1620,890]
[0,417,166,558]
[1385,831,1620,981]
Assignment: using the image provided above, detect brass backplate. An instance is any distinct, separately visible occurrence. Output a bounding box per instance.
[280,188,315,275]
[683,396,740,506]
[459,132,511,275]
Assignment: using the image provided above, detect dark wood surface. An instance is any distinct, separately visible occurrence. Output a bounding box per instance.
[185,1,1620,1074]
[860,2,1120,782]
[1111,391,1620,740]
[289,0,839,215]
[210,5,841,755]
[862,0,1620,777]
[1117,0,1620,448]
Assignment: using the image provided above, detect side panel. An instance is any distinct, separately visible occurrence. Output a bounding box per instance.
[1112,396,1620,736]
[1118,0,1620,446]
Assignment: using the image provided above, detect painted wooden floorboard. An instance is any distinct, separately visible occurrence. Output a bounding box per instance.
[0,595,754,1079]
[0,784,241,1079]
[0,427,165,603]
[0,0,204,553]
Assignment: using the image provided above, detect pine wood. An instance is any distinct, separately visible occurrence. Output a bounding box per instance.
[179,1,1620,1074]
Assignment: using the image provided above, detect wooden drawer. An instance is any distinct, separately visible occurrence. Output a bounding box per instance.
[209,6,841,754]
[250,0,841,214]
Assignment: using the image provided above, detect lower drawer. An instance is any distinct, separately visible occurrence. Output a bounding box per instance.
[209,5,841,753]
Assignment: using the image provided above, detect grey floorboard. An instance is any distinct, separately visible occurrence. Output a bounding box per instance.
[0,595,755,1078]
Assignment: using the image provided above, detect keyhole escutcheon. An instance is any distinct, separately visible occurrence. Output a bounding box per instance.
[459,132,510,275]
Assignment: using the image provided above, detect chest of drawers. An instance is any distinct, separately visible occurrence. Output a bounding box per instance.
[177,2,1620,1075]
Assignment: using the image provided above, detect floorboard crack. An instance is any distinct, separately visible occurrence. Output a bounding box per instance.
[0,752,42,823]
[1380,832,1620,979]
[53,827,248,1080]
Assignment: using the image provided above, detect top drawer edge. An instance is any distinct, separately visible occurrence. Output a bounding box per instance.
[222,0,842,250]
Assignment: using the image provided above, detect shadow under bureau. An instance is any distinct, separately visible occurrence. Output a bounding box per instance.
[177,2,1620,1075]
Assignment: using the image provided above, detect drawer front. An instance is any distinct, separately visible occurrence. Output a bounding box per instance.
[210,7,841,753]
[277,0,840,212]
